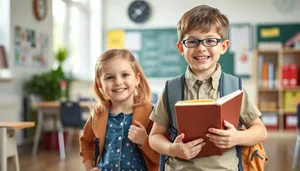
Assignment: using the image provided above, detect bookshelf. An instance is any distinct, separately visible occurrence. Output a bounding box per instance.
[254,48,300,132]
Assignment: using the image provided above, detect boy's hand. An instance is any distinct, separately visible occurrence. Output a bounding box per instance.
[128,120,148,146]
[206,120,239,148]
[169,133,205,160]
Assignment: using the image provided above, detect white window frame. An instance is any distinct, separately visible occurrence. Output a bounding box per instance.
[53,0,91,80]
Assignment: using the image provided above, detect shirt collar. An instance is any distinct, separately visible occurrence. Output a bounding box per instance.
[185,64,222,90]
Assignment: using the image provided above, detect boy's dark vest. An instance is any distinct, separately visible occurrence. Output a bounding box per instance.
[160,72,244,171]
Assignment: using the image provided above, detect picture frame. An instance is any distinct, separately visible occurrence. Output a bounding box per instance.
[0,45,8,68]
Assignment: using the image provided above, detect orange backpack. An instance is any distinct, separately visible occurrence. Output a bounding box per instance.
[241,140,268,171]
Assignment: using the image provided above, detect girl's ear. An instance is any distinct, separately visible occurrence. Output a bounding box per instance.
[96,80,102,88]
[135,73,141,86]
[176,42,184,56]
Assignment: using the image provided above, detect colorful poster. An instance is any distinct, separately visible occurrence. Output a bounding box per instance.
[14,26,49,68]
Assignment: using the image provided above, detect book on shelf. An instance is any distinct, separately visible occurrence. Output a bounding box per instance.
[282,64,298,88]
[258,42,282,50]
[175,90,243,157]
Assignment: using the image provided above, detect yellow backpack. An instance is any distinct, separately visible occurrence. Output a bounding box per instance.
[241,140,268,171]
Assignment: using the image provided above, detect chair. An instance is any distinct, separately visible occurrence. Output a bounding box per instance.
[292,103,300,170]
[58,101,83,159]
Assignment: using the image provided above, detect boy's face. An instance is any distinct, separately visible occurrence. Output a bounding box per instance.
[177,29,230,75]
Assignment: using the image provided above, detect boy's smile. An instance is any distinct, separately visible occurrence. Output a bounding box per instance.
[193,55,210,62]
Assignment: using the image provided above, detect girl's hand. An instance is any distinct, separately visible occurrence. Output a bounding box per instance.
[169,133,205,160]
[206,120,240,148]
[128,120,148,145]
[89,168,99,171]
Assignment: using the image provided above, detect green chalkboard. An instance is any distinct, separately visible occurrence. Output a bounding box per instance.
[106,28,244,78]
[133,29,187,78]
[257,23,300,44]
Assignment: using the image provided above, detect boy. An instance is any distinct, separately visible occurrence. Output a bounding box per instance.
[148,5,267,171]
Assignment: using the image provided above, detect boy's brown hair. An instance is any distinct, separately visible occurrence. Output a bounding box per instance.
[177,5,229,41]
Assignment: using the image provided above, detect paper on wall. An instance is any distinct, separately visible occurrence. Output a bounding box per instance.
[125,32,142,51]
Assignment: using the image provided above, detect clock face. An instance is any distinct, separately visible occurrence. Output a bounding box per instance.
[128,0,151,24]
[273,0,295,12]
[33,0,47,21]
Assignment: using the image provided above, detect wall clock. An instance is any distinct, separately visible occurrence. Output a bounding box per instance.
[273,0,296,12]
[128,0,151,24]
[33,0,47,21]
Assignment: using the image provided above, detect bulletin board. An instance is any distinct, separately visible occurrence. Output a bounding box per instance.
[14,26,50,68]
[106,24,251,78]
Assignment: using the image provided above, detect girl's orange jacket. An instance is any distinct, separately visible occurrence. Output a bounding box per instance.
[79,102,159,171]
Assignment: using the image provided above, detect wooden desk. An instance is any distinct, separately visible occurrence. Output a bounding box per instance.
[31,101,93,156]
[0,122,35,129]
[0,122,35,171]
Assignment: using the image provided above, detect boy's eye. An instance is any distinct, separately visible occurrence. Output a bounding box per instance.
[204,39,217,44]
[186,40,198,45]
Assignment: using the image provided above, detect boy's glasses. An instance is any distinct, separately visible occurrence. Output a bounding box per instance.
[181,38,223,48]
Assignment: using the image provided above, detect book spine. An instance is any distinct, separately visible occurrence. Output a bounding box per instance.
[268,63,274,89]
[258,55,263,88]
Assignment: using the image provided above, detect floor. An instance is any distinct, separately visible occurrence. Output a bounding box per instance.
[6,131,300,171]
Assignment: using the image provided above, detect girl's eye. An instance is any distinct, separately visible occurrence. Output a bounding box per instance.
[105,76,113,80]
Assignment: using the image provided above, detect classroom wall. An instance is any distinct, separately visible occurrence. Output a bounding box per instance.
[103,0,300,101]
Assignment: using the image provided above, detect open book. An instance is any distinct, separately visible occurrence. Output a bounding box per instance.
[175,89,243,157]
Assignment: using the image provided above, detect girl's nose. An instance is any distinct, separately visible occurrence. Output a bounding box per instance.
[114,77,123,86]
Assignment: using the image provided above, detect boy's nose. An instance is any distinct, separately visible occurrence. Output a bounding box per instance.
[196,42,207,51]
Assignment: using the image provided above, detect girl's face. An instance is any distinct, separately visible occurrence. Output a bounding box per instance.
[99,56,140,105]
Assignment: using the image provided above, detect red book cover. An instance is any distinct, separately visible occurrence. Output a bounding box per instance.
[282,65,289,88]
[289,64,298,88]
[175,90,243,157]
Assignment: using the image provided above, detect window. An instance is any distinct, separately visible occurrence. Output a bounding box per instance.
[52,0,91,80]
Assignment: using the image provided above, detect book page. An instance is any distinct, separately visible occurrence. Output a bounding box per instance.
[176,99,215,106]
[216,90,242,105]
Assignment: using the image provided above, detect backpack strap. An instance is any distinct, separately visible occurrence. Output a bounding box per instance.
[220,72,242,96]
[159,74,185,171]
[90,116,100,166]
[220,72,244,171]
[165,74,185,141]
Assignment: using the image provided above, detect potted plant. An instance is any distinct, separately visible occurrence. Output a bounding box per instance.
[24,47,75,101]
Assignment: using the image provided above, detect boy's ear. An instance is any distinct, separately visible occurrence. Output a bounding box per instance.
[176,42,184,56]
[220,40,230,55]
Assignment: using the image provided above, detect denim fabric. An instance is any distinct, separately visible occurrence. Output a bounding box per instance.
[98,112,148,171]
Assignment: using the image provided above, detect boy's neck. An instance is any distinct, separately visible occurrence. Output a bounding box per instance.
[191,64,218,81]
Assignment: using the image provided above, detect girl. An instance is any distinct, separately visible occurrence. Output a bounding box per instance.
[79,49,159,171]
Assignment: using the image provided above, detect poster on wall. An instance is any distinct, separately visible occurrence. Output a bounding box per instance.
[14,26,49,68]
[229,24,252,76]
